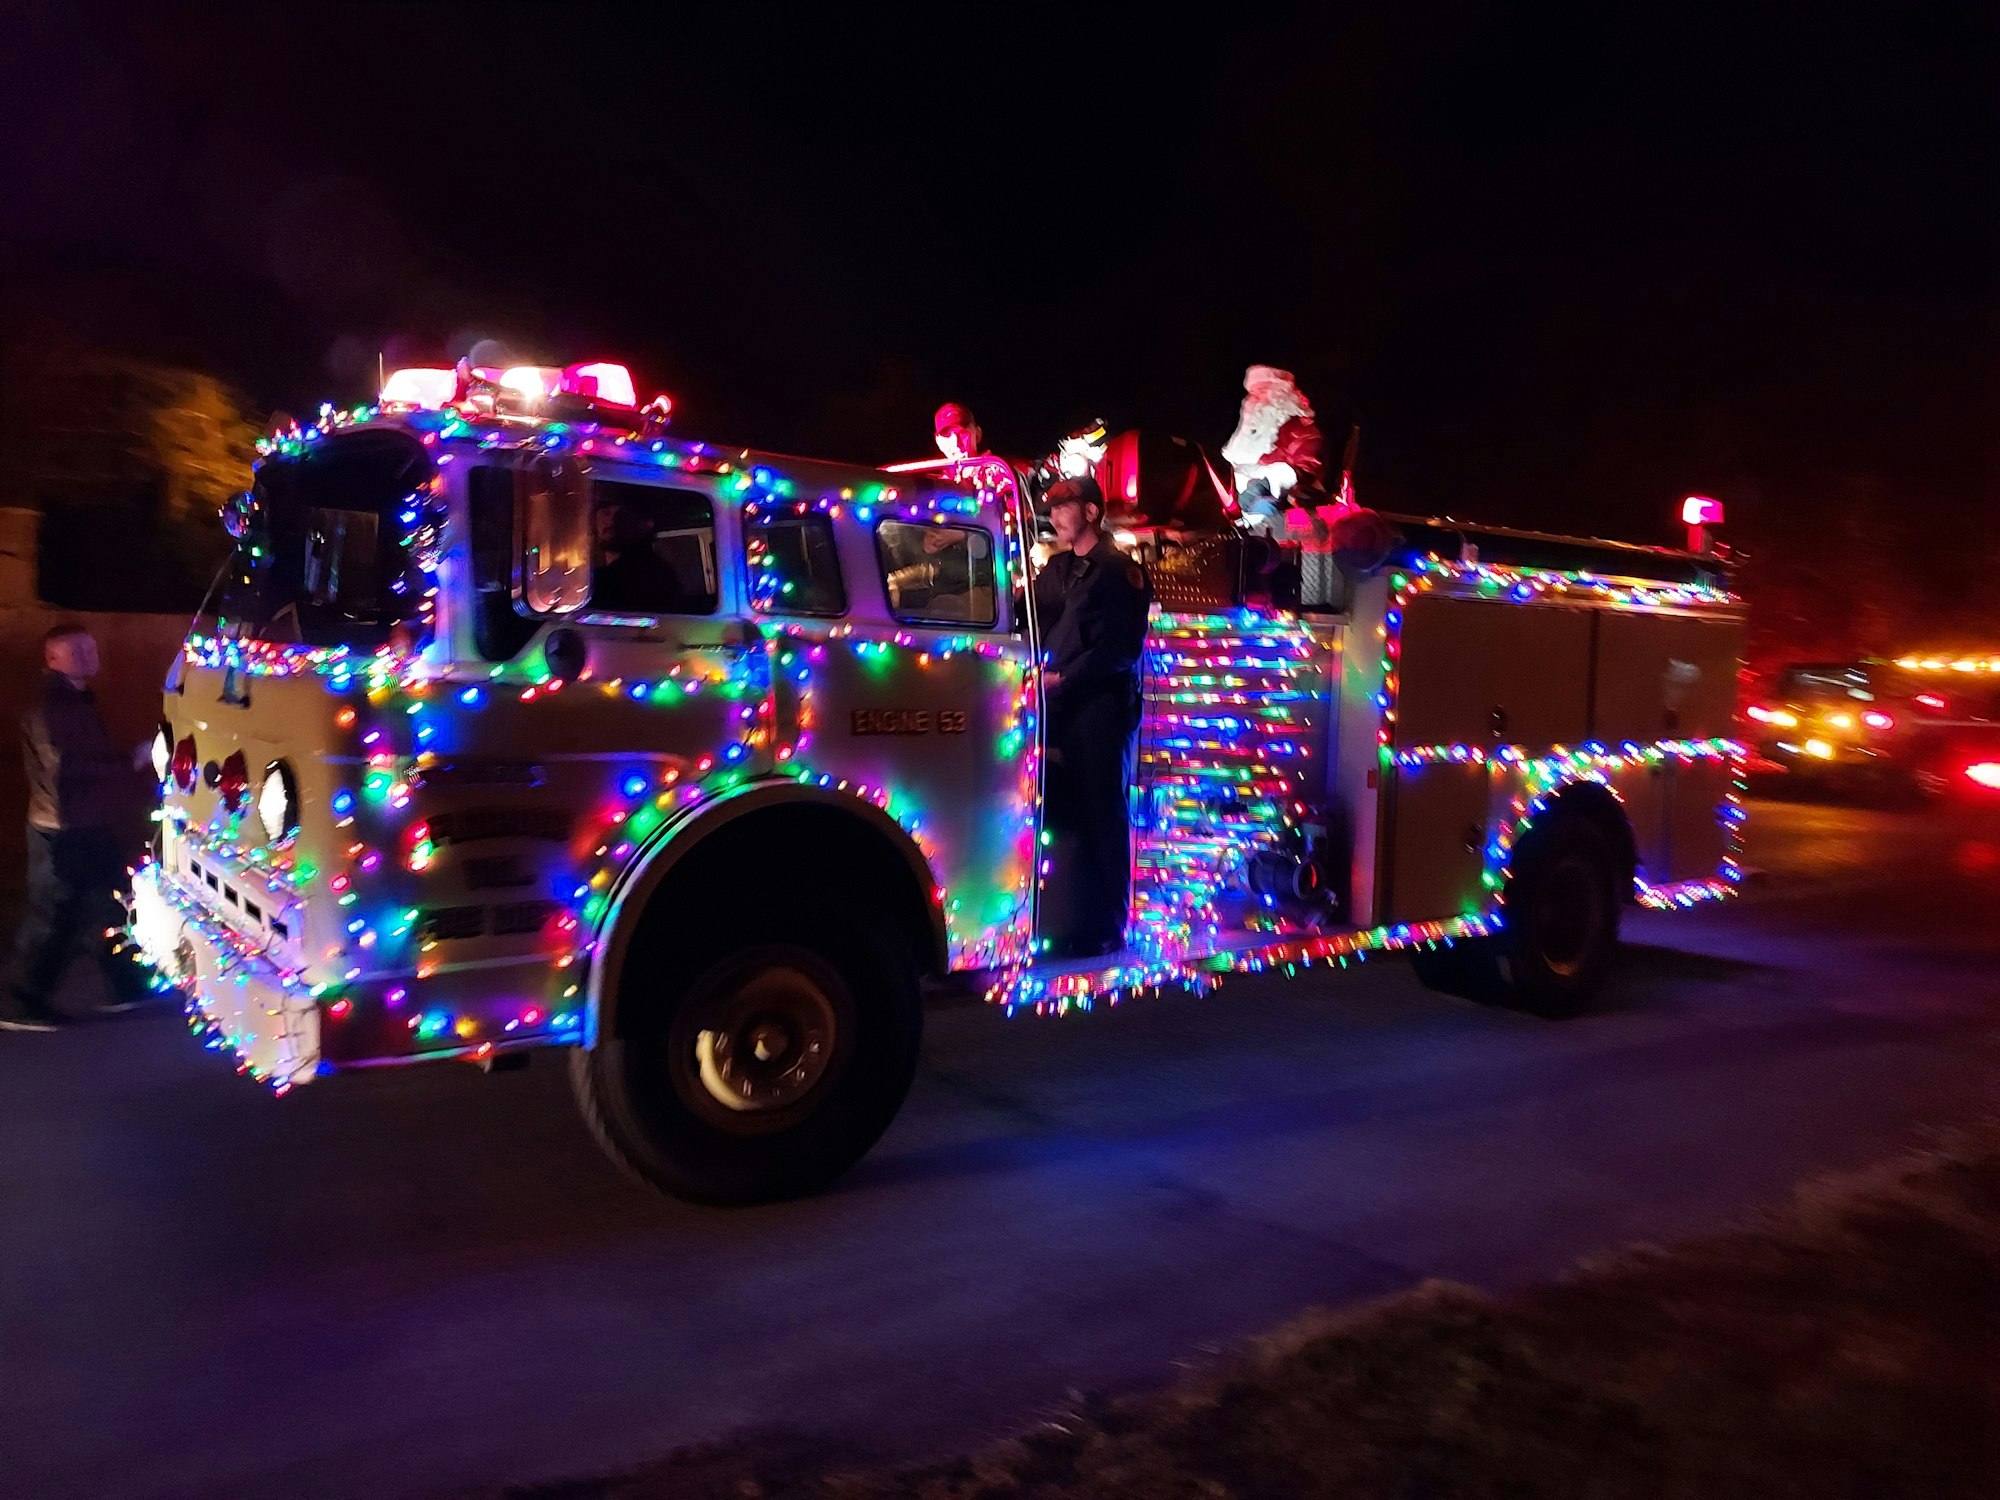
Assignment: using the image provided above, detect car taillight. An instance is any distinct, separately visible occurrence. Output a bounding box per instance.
[1861,710,1895,731]
[1965,762,2000,790]
[219,752,249,813]
[171,736,198,793]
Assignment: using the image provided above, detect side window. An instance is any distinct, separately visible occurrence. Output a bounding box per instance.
[468,466,537,661]
[875,520,997,627]
[747,513,846,616]
[589,481,717,616]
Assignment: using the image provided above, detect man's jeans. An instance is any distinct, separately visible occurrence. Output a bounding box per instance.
[8,826,150,1009]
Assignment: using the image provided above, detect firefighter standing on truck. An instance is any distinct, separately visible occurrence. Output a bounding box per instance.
[1035,475,1151,958]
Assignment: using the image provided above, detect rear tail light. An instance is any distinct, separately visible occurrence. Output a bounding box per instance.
[219,752,249,813]
[1965,762,2000,790]
[171,736,198,793]
[1861,710,1895,730]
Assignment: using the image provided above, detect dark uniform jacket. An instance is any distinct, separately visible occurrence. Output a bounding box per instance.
[1034,542,1152,715]
[22,672,128,833]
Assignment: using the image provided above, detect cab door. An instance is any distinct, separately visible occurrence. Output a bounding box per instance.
[754,464,1041,970]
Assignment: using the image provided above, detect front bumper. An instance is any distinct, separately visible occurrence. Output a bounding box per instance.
[130,863,322,1091]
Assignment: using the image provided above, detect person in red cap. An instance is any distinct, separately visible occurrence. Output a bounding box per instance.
[933,402,984,463]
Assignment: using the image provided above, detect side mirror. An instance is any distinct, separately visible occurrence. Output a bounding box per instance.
[518,456,592,614]
[221,491,256,540]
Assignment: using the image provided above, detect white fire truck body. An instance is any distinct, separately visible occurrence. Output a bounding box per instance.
[129,376,1745,1201]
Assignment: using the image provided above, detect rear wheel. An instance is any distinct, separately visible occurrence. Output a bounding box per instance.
[1499,817,1622,1017]
[571,906,922,1204]
[1409,816,1622,1018]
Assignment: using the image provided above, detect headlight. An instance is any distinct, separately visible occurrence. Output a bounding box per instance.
[258,761,300,844]
[151,724,172,784]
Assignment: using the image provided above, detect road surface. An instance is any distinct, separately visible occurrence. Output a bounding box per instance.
[4,795,1996,1498]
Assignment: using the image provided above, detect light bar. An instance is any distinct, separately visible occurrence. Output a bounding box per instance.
[380,367,458,410]
[500,366,561,406]
[561,362,637,407]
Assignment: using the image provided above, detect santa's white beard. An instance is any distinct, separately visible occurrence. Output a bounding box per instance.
[1222,391,1311,478]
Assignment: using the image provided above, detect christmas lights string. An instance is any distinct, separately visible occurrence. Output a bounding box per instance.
[146,399,1744,1085]
[984,555,1744,1013]
[157,409,1046,1083]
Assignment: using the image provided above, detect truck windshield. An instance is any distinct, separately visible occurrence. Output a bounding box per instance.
[222,431,440,646]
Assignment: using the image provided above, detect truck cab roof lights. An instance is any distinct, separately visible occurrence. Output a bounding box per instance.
[380,367,459,410]
[500,366,562,406]
[562,362,637,408]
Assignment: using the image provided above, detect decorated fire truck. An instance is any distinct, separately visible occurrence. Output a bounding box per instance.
[129,361,1747,1203]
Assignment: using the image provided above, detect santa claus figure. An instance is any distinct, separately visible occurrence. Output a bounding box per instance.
[1220,366,1327,530]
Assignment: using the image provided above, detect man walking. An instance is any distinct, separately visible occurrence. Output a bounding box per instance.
[1033,476,1151,958]
[2,623,152,1031]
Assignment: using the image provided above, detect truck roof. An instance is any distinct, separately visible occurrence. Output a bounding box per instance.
[1379,513,1724,587]
[262,404,1729,590]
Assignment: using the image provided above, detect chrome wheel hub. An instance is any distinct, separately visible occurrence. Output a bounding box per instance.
[691,965,838,1114]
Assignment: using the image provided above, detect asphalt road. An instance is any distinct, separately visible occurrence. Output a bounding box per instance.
[5,795,1997,1499]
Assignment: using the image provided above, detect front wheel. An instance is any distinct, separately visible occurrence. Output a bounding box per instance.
[571,909,922,1204]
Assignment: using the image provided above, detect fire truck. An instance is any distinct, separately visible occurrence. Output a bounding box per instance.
[129,361,1747,1203]
[1745,656,2000,799]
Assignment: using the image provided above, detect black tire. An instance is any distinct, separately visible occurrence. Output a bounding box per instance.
[571,904,922,1205]
[1408,817,1623,1017]
[1496,816,1622,1018]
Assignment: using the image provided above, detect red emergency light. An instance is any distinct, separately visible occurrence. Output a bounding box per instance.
[1682,495,1724,553]
[562,362,637,407]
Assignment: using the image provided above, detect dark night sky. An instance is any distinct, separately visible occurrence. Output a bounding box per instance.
[1,1,1993,552]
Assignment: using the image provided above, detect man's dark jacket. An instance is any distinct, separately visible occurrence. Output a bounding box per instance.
[22,672,128,833]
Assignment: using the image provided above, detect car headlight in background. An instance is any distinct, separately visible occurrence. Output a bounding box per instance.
[258,761,300,843]
[151,724,172,784]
